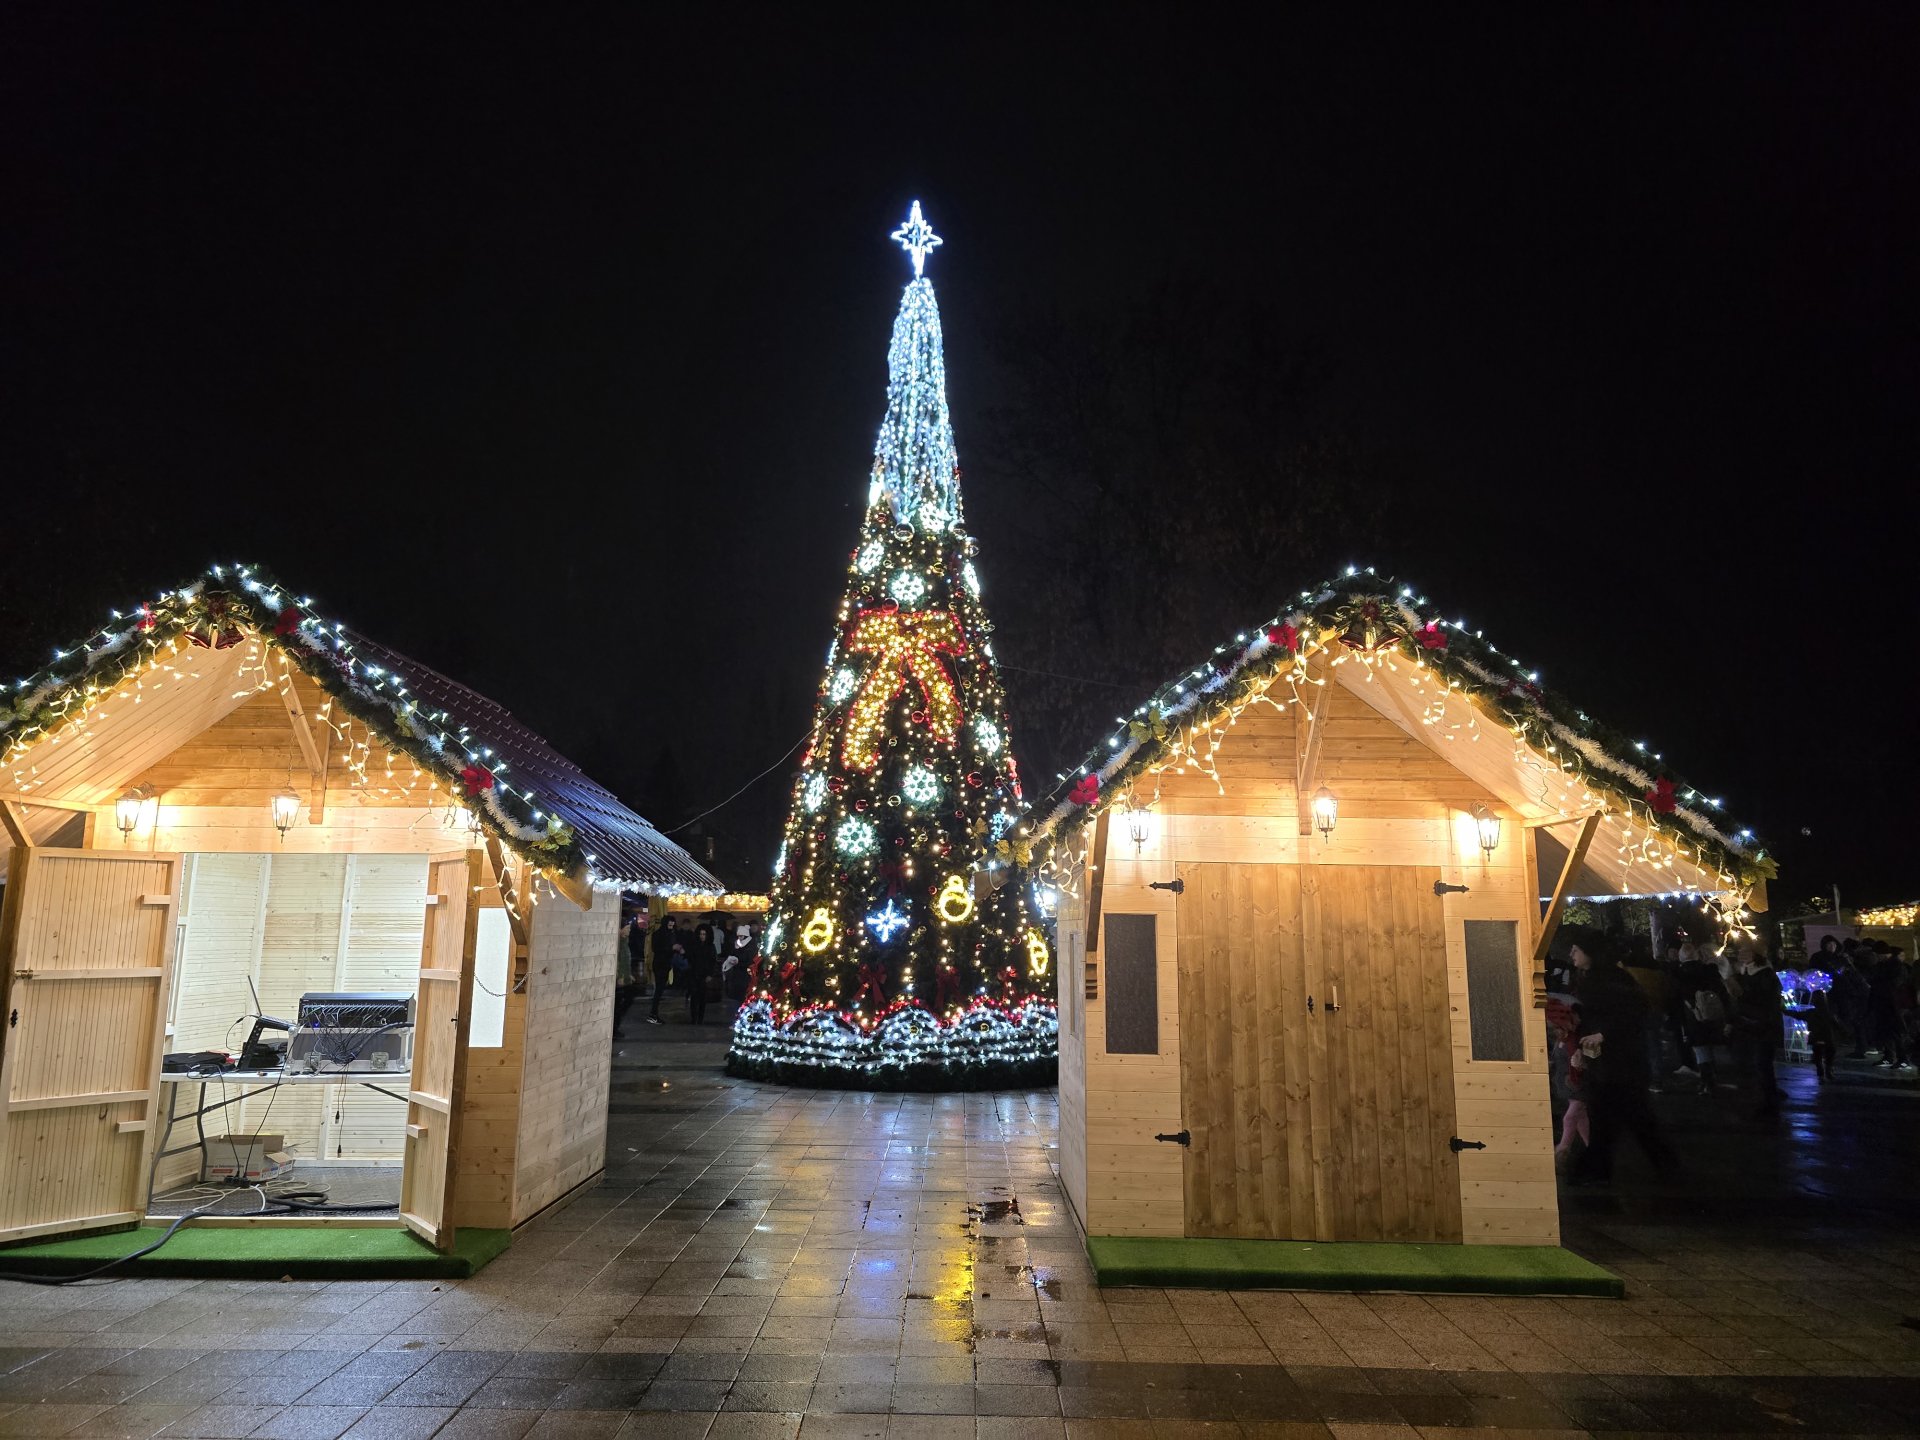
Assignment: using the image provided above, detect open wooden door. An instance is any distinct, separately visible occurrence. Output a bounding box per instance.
[0,847,182,1243]
[399,849,480,1251]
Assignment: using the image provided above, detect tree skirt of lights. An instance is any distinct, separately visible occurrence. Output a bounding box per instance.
[726,997,1058,1091]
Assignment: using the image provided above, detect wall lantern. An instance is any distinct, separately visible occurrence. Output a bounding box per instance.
[1311,786,1339,842]
[115,786,154,844]
[1473,805,1502,860]
[269,789,302,838]
[1124,799,1154,855]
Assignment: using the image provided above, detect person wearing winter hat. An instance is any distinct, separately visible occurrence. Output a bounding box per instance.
[721,923,753,1015]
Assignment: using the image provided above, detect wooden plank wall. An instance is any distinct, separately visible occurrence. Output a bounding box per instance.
[453,862,527,1232]
[512,879,617,1225]
[1052,869,1089,1230]
[1077,675,1559,1245]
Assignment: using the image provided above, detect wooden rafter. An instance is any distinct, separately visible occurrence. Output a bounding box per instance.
[276,672,331,824]
[1531,810,1603,1005]
[0,800,30,851]
[1084,806,1111,992]
[1293,675,1333,836]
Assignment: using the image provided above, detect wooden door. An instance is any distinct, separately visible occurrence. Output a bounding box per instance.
[0,847,182,1243]
[1176,862,1461,1242]
[398,850,479,1251]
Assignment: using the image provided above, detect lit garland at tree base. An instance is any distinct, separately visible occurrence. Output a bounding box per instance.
[725,998,1058,1091]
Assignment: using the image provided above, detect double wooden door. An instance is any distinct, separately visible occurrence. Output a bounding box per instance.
[1175,862,1463,1242]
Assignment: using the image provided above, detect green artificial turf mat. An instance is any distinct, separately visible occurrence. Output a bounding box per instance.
[1087,1234,1622,1297]
[0,1225,510,1280]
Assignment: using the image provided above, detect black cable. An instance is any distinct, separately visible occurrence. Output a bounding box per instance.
[0,1195,229,1286]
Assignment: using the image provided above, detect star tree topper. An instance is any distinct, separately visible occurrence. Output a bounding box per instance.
[890,200,942,277]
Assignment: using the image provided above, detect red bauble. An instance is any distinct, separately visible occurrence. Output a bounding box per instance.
[828,775,847,793]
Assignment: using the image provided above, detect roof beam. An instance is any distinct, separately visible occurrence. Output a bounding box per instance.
[0,800,30,851]
[1532,810,1602,1005]
[277,672,331,824]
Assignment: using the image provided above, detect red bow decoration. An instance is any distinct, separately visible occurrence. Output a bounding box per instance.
[1068,773,1099,806]
[1418,621,1448,651]
[876,859,909,894]
[460,764,495,796]
[1266,623,1300,653]
[852,959,889,1009]
[273,609,303,638]
[935,966,961,1012]
[1000,965,1020,1003]
[1645,777,1678,815]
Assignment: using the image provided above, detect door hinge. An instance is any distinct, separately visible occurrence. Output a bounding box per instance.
[8,1007,16,1029]
[1449,1136,1486,1153]
[1148,878,1185,894]
[1154,1130,1192,1146]
[1434,880,1470,896]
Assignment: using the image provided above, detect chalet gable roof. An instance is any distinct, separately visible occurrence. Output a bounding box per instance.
[1011,570,1771,902]
[0,563,724,896]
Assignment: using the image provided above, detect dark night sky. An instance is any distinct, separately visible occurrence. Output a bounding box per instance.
[3,7,1916,906]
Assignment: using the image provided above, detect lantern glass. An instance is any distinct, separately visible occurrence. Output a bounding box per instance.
[1474,806,1501,858]
[270,790,301,836]
[1125,801,1153,854]
[1311,786,1338,840]
[115,791,144,841]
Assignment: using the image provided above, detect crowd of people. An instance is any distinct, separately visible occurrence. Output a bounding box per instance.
[1545,924,1919,1186]
[611,909,762,1037]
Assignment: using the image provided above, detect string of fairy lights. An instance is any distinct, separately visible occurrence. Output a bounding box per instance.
[729,203,1056,1086]
[1016,568,1773,946]
[0,563,716,898]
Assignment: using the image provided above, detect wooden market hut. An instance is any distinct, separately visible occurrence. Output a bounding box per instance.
[1018,573,1771,1250]
[0,563,723,1251]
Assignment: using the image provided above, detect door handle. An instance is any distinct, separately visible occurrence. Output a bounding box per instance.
[1154,1130,1191,1146]
[1449,1136,1486,1153]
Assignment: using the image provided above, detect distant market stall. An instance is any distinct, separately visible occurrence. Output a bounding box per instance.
[0,563,721,1255]
[1016,570,1770,1252]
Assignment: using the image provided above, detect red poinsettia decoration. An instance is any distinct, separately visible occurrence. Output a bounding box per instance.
[1645,777,1677,814]
[1418,621,1448,651]
[1266,623,1300,653]
[136,603,156,633]
[273,608,303,638]
[1068,773,1100,806]
[460,764,495,796]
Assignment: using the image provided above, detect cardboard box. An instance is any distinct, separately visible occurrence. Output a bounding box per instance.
[201,1133,292,1183]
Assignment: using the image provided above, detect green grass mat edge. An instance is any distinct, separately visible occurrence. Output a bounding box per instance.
[1087,1234,1623,1297]
[0,1225,510,1279]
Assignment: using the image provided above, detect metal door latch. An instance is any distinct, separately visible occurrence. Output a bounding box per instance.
[1449,1136,1486,1153]
[1154,1130,1192,1146]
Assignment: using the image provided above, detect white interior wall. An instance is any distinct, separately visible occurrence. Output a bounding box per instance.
[164,851,428,1177]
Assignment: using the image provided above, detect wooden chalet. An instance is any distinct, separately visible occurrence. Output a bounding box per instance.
[0,564,722,1251]
[1016,572,1770,1250]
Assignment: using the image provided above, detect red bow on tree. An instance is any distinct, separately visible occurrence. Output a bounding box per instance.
[1000,965,1019,1003]
[1266,623,1300,653]
[935,966,961,1012]
[1645,777,1678,814]
[1418,622,1448,651]
[852,959,889,1009]
[1069,773,1099,806]
[877,859,910,894]
[461,764,495,796]
[776,961,802,1001]
[273,609,303,638]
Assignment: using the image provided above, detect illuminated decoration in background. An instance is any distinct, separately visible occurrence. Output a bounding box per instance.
[1856,902,1918,928]
[1025,927,1050,978]
[800,908,836,954]
[840,608,966,770]
[934,873,976,925]
[665,892,772,913]
[901,765,941,805]
[732,203,1053,1090]
[866,899,910,942]
[890,199,943,277]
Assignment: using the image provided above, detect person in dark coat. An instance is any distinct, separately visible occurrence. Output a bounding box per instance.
[1731,943,1786,1117]
[1829,939,1871,1057]
[686,922,719,1025]
[1564,926,1679,1184]
[648,916,680,1024]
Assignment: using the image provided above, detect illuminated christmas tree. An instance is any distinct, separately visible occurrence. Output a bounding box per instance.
[727,203,1057,1089]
